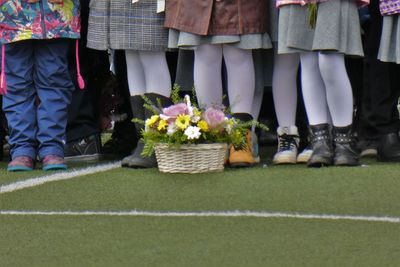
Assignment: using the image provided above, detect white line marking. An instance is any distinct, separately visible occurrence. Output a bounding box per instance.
[0,210,399,224]
[0,162,121,194]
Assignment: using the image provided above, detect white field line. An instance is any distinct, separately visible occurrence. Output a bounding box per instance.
[0,161,121,194]
[0,210,400,224]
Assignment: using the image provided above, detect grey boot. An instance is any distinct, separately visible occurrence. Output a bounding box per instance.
[122,95,157,168]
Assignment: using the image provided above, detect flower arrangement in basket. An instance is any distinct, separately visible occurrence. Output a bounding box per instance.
[137,87,259,173]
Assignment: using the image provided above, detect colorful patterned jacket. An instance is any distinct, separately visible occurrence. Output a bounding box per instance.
[380,0,400,15]
[276,0,370,8]
[0,0,81,44]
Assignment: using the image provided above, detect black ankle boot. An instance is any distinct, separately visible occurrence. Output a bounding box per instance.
[377,132,400,162]
[307,124,333,167]
[121,95,157,168]
[333,126,359,166]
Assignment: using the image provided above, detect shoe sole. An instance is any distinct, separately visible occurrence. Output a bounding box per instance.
[296,153,312,164]
[7,166,33,172]
[360,149,377,158]
[43,164,67,171]
[65,153,102,163]
[307,156,332,168]
[229,161,256,168]
[273,159,296,165]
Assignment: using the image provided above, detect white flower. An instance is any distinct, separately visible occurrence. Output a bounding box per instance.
[184,126,201,140]
[167,123,177,135]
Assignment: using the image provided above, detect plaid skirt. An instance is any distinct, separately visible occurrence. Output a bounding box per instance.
[87,0,169,51]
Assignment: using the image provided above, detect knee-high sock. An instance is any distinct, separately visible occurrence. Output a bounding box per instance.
[300,52,329,125]
[272,53,300,127]
[125,50,146,96]
[223,45,255,114]
[139,51,171,97]
[194,44,223,108]
[319,53,353,127]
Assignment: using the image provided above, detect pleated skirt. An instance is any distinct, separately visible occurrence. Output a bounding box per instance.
[379,15,400,64]
[278,0,364,56]
[168,30,272,50]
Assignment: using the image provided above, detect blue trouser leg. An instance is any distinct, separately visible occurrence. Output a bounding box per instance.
[34,39,74,159]
[2,41,37,160]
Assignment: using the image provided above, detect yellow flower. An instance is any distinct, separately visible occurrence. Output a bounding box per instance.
[197,120,209,132]
[176,114,190,130]
[193,107,202,117]
[145,115,159,128]
[157,119,168,131]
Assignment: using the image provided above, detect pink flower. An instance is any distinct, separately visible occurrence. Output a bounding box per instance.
[161,103,189,122]
[203,107,225,129]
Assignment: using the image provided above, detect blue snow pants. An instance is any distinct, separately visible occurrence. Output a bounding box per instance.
[2,39,74,160]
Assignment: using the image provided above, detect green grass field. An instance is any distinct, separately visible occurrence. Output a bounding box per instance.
[1,153,400,266]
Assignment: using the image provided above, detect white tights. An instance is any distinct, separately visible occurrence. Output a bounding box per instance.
[272,53,300,127]
[125,50,171,97]
[300,52,353,127]
[194,44,255,114]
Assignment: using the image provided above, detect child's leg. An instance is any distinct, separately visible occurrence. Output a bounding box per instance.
[2,41,37,161]
[318,52,358,166]
[272,53,300,127]
[300,52,330,125]
[223,45,255,115]
[125,50,146,96]
[122,50,171,168]
[223,45,256,167]
[34,39,74,160]
[272,53,301,164]
[139,51,171,97]
[318,52,353,127]
[194,44,223,108]
[300,52,333,167]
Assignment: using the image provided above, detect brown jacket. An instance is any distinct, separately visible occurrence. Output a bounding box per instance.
[165,0,268,36]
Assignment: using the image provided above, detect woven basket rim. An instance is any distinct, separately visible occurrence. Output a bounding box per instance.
[155,143,228,149]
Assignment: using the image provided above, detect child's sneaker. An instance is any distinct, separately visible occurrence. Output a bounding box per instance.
[7,156,34,172]
[297,144,313,163]
[272,126,299,164]
[42,155,67,171]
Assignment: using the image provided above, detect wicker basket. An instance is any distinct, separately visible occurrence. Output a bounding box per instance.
[154,143,228,173]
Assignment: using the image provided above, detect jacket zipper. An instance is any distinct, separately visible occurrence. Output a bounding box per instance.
[39,0,47,39]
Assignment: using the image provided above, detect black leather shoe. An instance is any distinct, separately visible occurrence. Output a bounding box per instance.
[307,124,333,167]
[333,126,359,166]
[377,132,400,162]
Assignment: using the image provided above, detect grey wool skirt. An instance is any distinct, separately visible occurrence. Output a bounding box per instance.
[168,30,272,50]
[87,0,169,51]
[278,0,364,56]
[379,15,400,64]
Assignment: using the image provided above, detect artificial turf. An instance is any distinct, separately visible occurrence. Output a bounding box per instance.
[1,157,400,266]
